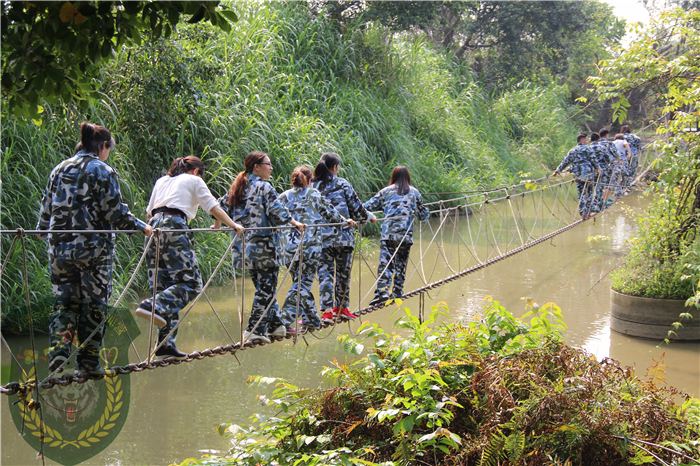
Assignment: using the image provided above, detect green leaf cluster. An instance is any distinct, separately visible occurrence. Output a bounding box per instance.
[176,300,700,465]
[1,1,237,120]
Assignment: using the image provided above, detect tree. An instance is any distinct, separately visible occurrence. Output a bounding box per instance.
[1,1,238,120]
[313,1,624,93]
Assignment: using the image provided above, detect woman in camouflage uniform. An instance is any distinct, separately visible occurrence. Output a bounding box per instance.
[137,156,243,360]
[38,122,152,376]
[363,166,430,307]
[278,166,355,331]
[216,152,304,344]
[312,153,376,323]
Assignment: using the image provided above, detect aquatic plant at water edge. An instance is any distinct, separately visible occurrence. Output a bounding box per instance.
[176,299,700,465]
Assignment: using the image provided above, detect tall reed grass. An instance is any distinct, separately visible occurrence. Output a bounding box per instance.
[1,1,581,334]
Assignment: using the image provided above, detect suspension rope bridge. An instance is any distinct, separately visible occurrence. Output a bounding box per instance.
[0,141,659,401]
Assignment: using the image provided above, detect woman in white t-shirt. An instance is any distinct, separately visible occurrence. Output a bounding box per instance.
[136,156,243,360]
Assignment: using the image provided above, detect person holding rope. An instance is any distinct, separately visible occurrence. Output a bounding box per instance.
[598,128,621,208]
[216,151,304,344]
[552,133,601,219]
[622,124,642,187]
[363,166,429,308]
[38,122,153,377]
[277,166,356,332]
[589,132,618,211]
[613,133,632,198]
[136,156,243,360]
[311,153,376,323]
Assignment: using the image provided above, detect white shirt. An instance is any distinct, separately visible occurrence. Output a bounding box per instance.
[146,174,218,221]
[613,140,627,157]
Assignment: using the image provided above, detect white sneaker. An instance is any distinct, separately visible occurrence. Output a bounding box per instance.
[243,330,271,344]
[269,325,286,338]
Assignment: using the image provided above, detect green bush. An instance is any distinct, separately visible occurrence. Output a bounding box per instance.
[176,299,700,465]
[611,192,700,300]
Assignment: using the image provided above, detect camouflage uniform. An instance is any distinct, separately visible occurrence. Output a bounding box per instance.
[312,176,373,310]
[600,138,622,195]
[37,150,147,370]
[555,143,601,216]
[363,185,429,300]
[591,140,618,210]
[623,132,642,185]
[278,187,346,327]
[143,215,202,349]
[217,173,293,335]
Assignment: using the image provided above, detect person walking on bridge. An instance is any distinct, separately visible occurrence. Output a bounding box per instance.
[552,133,601,219]
[137,156,243,360]
[277,166,356,332]
[39,122,152,377]
[311,153,376,324]
[364,166,430,308]
[599,128,621,207]
[622,124,642,187]
[216,152,304,344]
[590,132,618,211]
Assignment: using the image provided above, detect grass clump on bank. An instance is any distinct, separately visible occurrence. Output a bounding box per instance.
[178,299,700,466]
[611,191,700,300]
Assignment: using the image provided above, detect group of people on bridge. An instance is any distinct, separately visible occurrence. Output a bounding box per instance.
[553,125,642,218]
[38,122,429,377]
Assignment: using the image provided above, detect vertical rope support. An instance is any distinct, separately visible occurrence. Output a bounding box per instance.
[293,229,306,344]
[241,232,245,342]
[146,229,161,364]
[19,230,46,466]
[357,223,363,314]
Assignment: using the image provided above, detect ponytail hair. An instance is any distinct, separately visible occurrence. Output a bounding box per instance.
[389,166,411,196]
[166,156,205,177]
[291,166,312,188]
[312,152,341,190]
[80,122,115,156]
[228,151,269,207]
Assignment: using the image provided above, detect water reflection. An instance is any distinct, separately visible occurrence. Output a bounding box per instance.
[2,191,698,465]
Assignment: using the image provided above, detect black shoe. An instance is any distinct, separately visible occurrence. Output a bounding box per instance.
[74,365,112,378]
[369,295,389,307]
[48,355,67,375]
[135,300,167,327]
[155,346,188,360]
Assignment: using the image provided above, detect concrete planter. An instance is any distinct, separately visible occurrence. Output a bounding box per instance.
[610,289,700,340]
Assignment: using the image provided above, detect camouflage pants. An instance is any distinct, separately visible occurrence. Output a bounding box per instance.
[144,215,202,349]
[612,163,625,197]
[317,246,354,310]
[593,169,612,211]
[48,251,112,370]
[576,179,596,216]
[375,240,412,300]
[281,255,322,328]
[247,266,284,335]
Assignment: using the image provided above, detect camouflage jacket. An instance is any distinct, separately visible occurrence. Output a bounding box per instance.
[312,175,373,248]
[599,139,620,168]
[590,141,618,170]
[623,132,642,156]
[556,143,600,180]
[277,187,346,265]
[37,150,147,258]
[363,185,430,244]
[217,173,292,269]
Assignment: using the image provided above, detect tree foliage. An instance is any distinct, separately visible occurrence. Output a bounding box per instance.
[313,0,625,92]
[1,1,238,120]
